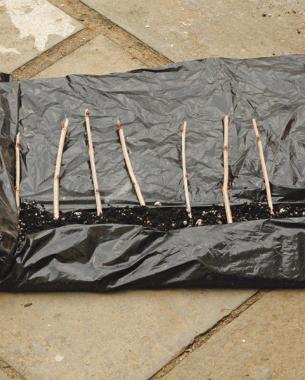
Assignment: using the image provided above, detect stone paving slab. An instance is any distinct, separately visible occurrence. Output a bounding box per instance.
[164,290,305,380]
[0,371,9,380]
[35,33,144,78]
[0,290,253,380]
[83,0,305,61]
[0,0,82,73]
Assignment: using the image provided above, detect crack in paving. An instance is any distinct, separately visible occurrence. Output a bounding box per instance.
[150,290,268,379]
[13,0,172,80]
[0,358,27,380]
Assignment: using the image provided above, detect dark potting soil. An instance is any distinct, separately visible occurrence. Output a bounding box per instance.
[18,201,305,241]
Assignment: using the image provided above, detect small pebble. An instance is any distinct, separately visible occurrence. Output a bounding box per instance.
[55,354,64,362]
[183,220,188,226]
[195,219,203,226]
[154,201,162,207]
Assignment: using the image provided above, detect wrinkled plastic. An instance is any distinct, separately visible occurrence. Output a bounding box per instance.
[1,55,305,290]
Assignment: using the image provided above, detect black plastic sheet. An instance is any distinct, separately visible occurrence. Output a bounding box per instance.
[1,55,305,290]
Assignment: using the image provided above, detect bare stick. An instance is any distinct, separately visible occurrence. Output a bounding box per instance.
[15,132,20,211]
[252,118,274,215]
[117,120,146,206]
[85,110,102,216]
[222,115,233,224]
[181,121,192,219]
[53,118,69,219]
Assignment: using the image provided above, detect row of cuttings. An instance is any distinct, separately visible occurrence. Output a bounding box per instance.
[14,111,273,224]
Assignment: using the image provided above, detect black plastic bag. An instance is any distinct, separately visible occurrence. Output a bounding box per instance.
[1,55,305,290]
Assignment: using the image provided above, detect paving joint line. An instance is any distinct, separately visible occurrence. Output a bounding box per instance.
[50,0,172,65]
[13,0,172,80]
[150,290,268,379]
[13,28,95,80]
[0,357,27,380]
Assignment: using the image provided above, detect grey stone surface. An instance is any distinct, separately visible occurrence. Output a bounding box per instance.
[0,0,82,73]
[0,290,253,380]
[36,33,144,78]
[83,0,305,61]
[164,290,305,380]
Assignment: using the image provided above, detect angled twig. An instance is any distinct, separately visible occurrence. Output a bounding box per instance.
[15,132,20,211]
[222,115,233,224]
[85,110,102,216]
[181,121,192,219]
[53,118,69,219]
[117,119,146,206]
[252,118,274,216]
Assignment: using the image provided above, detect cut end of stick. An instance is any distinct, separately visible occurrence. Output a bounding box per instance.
[117,119,123,129]
[61,117,69,131]
[223,115,230,125]
[180,121,187,133]
[15,132,20,146]
[85,109,90,117]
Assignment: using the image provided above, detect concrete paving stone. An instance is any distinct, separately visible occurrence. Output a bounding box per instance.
[35,33,145,78]
[0,0,82,73]
[0,370,9,380]
[83,0,305,61]
[0,290,253,380]
[164,290,305,380]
